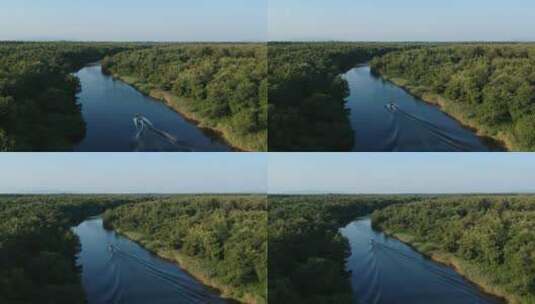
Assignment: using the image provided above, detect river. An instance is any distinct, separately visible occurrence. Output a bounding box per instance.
[340,218,504,304]
[343,66,493,152]
[73,217,226,304]
[73,64,231,152]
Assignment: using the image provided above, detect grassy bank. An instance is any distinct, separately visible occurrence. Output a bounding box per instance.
[115,229,256,304]
[379,228,517,303]
[109,73,263,151]
[380,74,511,151]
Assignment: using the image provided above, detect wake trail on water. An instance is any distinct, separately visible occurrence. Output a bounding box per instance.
[342,219,502,304]
[133,115,194,152]
[109,245,220,303]
[372,241,490,299]
[346,228,383,304]
[382,112,401,151]
[104,253,124,304]
[366,243,382,304]
[386,105,473,151]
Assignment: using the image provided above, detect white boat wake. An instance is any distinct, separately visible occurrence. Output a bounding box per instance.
[132,114,193,152]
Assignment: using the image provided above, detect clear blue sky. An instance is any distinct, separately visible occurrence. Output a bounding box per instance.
[3,153,533,194]
[268,153,535,194]
[269,0,535,41]
[0,0,267,41]
[0,153,267,194]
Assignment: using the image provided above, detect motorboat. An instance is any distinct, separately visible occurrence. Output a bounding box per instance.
[385,102,398,112]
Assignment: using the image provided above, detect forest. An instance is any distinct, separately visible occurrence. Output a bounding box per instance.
[0,42,133,151]
[371,44,535,151]
[268,42,401,151]
[0,42,266,151]
[372,195,535,304]
[102,195,267,304]
[0,195,145,304]
[268,195,417,303]
[101,44,267,151]
[0,194,267,304]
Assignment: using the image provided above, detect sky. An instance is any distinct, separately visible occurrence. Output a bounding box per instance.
[0,153,267,194]
[0,0,267,41]
[2,153,534,194]
[3,1,533,42]
[269,0,535,41]
[268,153,535,194]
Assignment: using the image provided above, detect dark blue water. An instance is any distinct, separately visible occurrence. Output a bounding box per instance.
[73,217,226,304]
[74,64,231,152]
[340,218,504,304]
[343,66,492,152]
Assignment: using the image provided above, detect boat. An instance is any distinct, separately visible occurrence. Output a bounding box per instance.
[385,103,398,112]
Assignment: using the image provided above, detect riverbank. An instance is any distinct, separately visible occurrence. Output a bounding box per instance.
[114,229,262,304]
[377,228,520,304]
[107,72,265,152]
[376,73,512,151]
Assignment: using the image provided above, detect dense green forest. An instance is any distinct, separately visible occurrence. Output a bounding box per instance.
[0,194,267,304]
[0,195,144,304]
[6,42,535,151]
[268,43,399,151]
[268,195,417,303]
[0,42,132,151]
[102,44,267,151]
[371,44,535,151]
[372,195,535,303]
[103,195,267,303]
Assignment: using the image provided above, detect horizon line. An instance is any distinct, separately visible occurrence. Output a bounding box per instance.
[2,40,535,44]
[1,192,532,196]
[268,40,535,43]
[0,192,267,195]
[0,39,266,43]
[267,191,535,195]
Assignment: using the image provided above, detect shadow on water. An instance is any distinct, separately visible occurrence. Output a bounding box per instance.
[73,217,227,304]
[340,218,505,304]
[74,64,231,152]
[343,66,498,152]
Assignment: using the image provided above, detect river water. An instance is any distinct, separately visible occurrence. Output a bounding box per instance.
[73,64,231,152]
[73,217,226,304]
[340,218,504,304]
[343,66,493,152]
